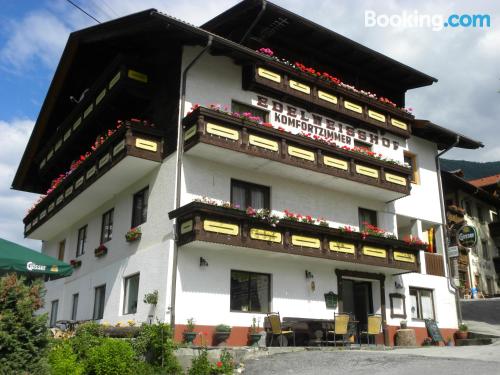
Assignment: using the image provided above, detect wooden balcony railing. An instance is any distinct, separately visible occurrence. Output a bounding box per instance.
[425,253,446,277]
[169,202,421,273]
[242,63,413,138]
[36,61,151,176]
[24,125,163,236]
[183,107,412,195]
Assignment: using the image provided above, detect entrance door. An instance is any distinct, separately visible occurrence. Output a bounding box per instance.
[341,279,374,332]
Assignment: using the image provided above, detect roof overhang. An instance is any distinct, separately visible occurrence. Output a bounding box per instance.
[202,0,437,92]
[441,170,500,207]
[413,119,483,150]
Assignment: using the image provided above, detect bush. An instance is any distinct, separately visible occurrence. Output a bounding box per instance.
[189,348,234,375]
[48,340,85,375]
[214,324,231,333]
[71,321,106,359]
[133,322,182,374]
[85,338,137,375]
[0,273,49,374]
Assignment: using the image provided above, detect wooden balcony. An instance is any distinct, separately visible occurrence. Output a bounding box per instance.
[169,202,421,273]
[242,63,413,138]
[23,124,163,240]
[35,61,152,178]
[183,107,412,200]
[424,253,446,277]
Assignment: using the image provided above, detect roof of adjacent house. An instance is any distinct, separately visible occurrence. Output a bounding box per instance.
[442,170,500,207]
[469,174,500,188]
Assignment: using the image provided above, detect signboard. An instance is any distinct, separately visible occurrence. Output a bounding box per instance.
[448,245,459,258]
[457,225,478,248]
[253,95,403,150]
[424,319,444,344]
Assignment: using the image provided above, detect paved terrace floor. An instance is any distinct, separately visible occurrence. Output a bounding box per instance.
[241,342,500,374]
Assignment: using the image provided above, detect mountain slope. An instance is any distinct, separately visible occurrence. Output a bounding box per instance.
[440,159,500,180]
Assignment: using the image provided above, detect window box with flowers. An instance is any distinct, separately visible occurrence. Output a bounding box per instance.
[125,227,142,242]
[70,259,82,268]
[94,244,108,258]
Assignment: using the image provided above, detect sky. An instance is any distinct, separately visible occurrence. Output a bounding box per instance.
[0,0,498,248]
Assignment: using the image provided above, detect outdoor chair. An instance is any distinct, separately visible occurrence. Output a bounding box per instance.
[325,313,350,347]
[360,314,382,347]
[267,312,296,347]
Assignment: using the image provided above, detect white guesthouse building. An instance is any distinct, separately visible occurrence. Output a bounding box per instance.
[13,1,482,345]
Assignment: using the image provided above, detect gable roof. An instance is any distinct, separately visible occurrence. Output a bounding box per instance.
[442,170,500,208]
[469,174,500,188]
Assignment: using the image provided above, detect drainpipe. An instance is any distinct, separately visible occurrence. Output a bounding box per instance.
[239,0,267,44]
[170,36,213,330]
[435,135,463,323]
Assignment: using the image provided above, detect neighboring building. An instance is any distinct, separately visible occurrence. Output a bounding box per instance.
[442,170,500,297]
[13,1,482,345]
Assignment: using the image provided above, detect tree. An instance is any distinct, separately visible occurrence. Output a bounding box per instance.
[0,273,49,374]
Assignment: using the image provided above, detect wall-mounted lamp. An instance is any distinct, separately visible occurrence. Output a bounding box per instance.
[305,270,314,279]
[200,257,209,268]
[395,281,404,290]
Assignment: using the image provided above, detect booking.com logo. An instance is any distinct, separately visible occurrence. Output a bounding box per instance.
[365,10,491,31]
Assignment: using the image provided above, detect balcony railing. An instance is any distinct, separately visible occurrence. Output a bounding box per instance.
[183,107,412,196]
[24,124,163,237]
[242,63,413,138]
[36,62,151,176]
[169,202,421,273]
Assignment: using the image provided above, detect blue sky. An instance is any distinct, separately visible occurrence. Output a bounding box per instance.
[0,0,499,249]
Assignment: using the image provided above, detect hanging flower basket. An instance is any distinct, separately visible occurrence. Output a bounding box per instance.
[70,259,82,268]
[125,227,142,242]
[94,244,108,257]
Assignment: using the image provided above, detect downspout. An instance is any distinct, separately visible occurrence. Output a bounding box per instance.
[239,0,267,44]
[170,36,213,330]
[435,135,462,323]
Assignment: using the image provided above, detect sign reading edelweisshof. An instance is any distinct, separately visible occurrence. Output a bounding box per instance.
[457,225,478,248]
[253,95,402,150]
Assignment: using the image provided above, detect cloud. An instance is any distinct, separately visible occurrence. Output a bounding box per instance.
[0,119,41,249]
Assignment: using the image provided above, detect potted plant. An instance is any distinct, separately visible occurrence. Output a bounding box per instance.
[214,324,231,346]
[456,323,468,339]
[94,244,107,257]
[183,318,197,345]
[70,259,82,268]
[125,227,142,242]
[422,337,433,346]
[143,290,158,306]
[248,317,261,347]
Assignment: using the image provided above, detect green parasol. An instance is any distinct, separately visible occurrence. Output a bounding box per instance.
[0,238,73,277]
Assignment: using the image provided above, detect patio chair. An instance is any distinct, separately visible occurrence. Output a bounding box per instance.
[325,313,350,347]
[267,312,296,347]
[360,314,382,347]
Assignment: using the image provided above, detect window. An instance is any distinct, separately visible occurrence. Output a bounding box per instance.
[403,151,419,184]
[71,293,79,321]
[50,300,59,327]
[482,240,489,260]
[76,225,87,257]
[358,208,377,231]
[132,187,149,227]
[58,240,65,261]
[100,209,114,243]
[231,179,270,210]
[409,288,434,320]
[230,270,270,313]
[123,274,140,315]
[93,285,106,320]
[231,101,268,122]
[354,140,372,150]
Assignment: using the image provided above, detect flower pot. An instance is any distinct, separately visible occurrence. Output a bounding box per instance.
[126,233,141,243]
[214,331,230,346]
[248,333,261,347]
[183,331,197,345]
[456,331,468,340]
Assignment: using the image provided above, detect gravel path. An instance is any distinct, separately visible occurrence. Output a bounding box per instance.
[242,350,498,375]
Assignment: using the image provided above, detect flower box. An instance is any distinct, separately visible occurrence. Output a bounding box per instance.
[94,244,108,257]
[70,259,82,268]
[125,227,142,242]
